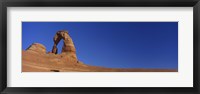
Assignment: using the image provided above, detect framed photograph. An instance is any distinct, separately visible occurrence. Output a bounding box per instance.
[1,0,200,94]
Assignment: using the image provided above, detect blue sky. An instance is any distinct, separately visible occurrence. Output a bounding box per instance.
[22,22,178,69]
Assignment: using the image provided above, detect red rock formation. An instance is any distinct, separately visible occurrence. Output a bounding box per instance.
[52,30,77,60]
[26,43,46,54]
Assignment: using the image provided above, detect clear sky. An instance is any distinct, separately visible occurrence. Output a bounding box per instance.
[22,22,178,69]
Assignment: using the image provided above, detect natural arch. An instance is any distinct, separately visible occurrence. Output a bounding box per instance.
[52,30,77,59]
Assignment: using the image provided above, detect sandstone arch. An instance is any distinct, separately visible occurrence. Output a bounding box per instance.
[52,30,77,60]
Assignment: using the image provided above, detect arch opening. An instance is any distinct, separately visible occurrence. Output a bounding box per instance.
[51,30,77,60]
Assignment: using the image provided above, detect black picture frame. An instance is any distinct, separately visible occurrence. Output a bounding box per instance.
[0,0,200,94]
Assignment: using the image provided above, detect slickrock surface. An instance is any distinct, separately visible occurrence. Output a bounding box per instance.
[26,43,46,54]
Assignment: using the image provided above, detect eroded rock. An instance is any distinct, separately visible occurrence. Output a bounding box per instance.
[26,43,46,54]
[52,30,77,60]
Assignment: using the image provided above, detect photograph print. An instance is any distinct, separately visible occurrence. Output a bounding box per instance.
[22,22,178,72]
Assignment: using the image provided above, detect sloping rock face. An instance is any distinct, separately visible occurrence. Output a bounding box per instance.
[26,43,46,54]
[22,49,178,72]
